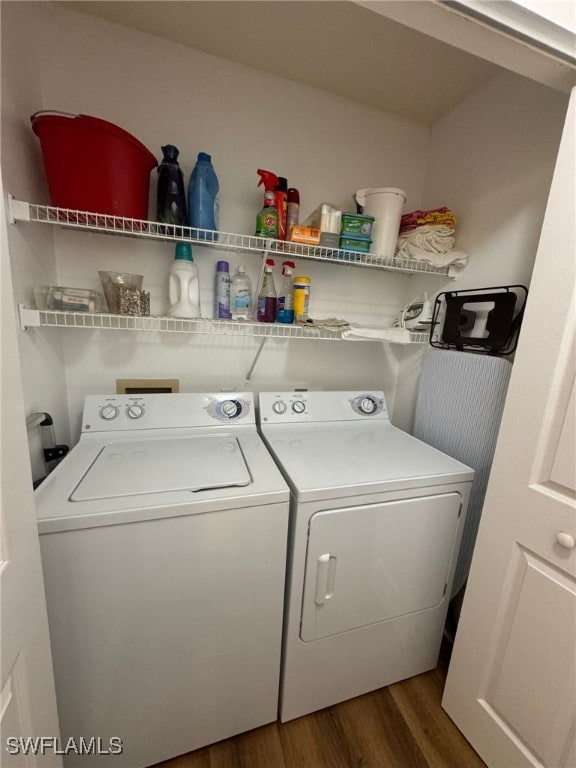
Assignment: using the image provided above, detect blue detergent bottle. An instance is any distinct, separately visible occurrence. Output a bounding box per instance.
[188,152,219,241]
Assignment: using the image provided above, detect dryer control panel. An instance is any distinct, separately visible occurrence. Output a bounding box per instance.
[259,391,389,424]
[82,393,253,432]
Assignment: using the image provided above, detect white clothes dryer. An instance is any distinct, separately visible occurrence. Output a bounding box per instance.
[35,392,289,767]
[258,390,474,722]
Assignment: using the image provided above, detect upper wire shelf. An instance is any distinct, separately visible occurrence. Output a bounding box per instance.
[9,198,455,278]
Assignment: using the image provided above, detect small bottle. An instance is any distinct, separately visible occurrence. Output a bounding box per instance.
[275,177,288,241]
[188,152,219,241]
[276,260,295,324]
[215,260,231,319]
[156,145,187,227]
[255,191,279,238]
[286,188,300,241]
[293,276,311,322]
[257,258,277,323]
[167,243,201,318]
[230,265,253,321]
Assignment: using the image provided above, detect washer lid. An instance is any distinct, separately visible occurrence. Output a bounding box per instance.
[71,435,251,501]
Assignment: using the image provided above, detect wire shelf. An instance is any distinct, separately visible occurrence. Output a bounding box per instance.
[18,306,429,344]
[9,198,454,278]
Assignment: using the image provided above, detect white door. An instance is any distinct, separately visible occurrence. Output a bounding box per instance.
[442,90,576,767]
[301,493,462,641]
[0,181,62,766]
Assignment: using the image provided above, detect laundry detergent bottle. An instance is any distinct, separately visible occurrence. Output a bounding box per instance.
[188,152,219,241]
[166,243,201,318]
[156,144,187,226]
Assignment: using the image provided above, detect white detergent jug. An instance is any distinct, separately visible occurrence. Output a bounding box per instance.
[167,242,201,318]
[355,187,406,258]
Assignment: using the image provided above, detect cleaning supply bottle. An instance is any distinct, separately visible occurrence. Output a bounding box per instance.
[215,260,231,319]
[293,276,311,322]
[276,260,295,324]
[230,265,252,321]
[275,176,288,240]
[255,191,279,238]
[167,243,200,318]
[256,258,277,323]
[286,187,300,240]
[188,152,219,241]
[156,145,187,226]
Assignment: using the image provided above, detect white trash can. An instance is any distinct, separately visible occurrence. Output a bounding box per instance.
[355,187,406,258]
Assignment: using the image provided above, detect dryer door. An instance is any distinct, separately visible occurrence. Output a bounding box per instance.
[300,493,462,641]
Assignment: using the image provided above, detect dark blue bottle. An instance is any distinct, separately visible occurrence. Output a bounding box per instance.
[188,152,219,241]
[156,145,187,227]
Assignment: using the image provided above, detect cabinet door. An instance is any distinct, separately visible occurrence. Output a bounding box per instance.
[442,90,576,768]
[300,493,462,641]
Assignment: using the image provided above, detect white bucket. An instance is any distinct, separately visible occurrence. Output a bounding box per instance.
[355,187,406,258]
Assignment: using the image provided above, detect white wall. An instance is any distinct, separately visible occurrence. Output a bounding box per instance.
[1,2,568,452]
[423,70,568,292]
[1,2,71,480]
[395,69,568,431]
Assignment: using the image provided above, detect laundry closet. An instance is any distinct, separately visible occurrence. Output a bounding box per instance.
[1,2,574,767]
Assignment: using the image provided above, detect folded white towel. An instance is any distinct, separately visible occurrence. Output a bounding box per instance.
[397,225,455,254]
[341,325,412,343]
[396,244,470,268]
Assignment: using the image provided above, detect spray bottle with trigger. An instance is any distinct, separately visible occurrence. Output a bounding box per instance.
[255,169,279,238]
[276,260,295,324]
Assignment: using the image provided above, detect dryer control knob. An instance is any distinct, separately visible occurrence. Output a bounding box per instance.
[100,405,119,421]
[272,400,287,414]
[126,404,145,420]
[358,397,377,414]
[292,400,306,414]
[221,399,240,418]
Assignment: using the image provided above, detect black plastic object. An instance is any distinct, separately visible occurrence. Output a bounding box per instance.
[29,412,70,489]
[429,285,528,355]
[156,144,188,226]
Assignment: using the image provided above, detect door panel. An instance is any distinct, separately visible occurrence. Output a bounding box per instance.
[483,549,575,767]
[442,90,576,767]
[300,493,462,641]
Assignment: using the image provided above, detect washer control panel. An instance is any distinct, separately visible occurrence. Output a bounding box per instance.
[259,391,389,424]
[82,392,254,432]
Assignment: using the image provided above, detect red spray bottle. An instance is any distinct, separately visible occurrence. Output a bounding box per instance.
[257,169,288,240]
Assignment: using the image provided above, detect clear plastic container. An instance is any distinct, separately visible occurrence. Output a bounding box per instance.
[98,271,143,313]
[35,286,102,313]
[302,203,342,234]
[230,265,253,321]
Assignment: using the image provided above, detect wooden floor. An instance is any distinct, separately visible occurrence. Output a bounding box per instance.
[154,642,486,768]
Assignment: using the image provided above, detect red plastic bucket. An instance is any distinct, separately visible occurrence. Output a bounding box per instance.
[31,111,157,219]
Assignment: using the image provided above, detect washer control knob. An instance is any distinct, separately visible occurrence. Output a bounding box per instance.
[126,404,145,420]
[359,397,377,414]
[292,400,306,414]
[272,400,287,414]
[221,399,240,419]
[100,405,119,421]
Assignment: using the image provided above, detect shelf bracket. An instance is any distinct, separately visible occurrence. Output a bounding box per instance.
[19,303,40,330]
[8,195,30,224]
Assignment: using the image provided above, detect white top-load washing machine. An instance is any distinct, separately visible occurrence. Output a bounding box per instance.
[35,392,289,767]
[258,390,474,722]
